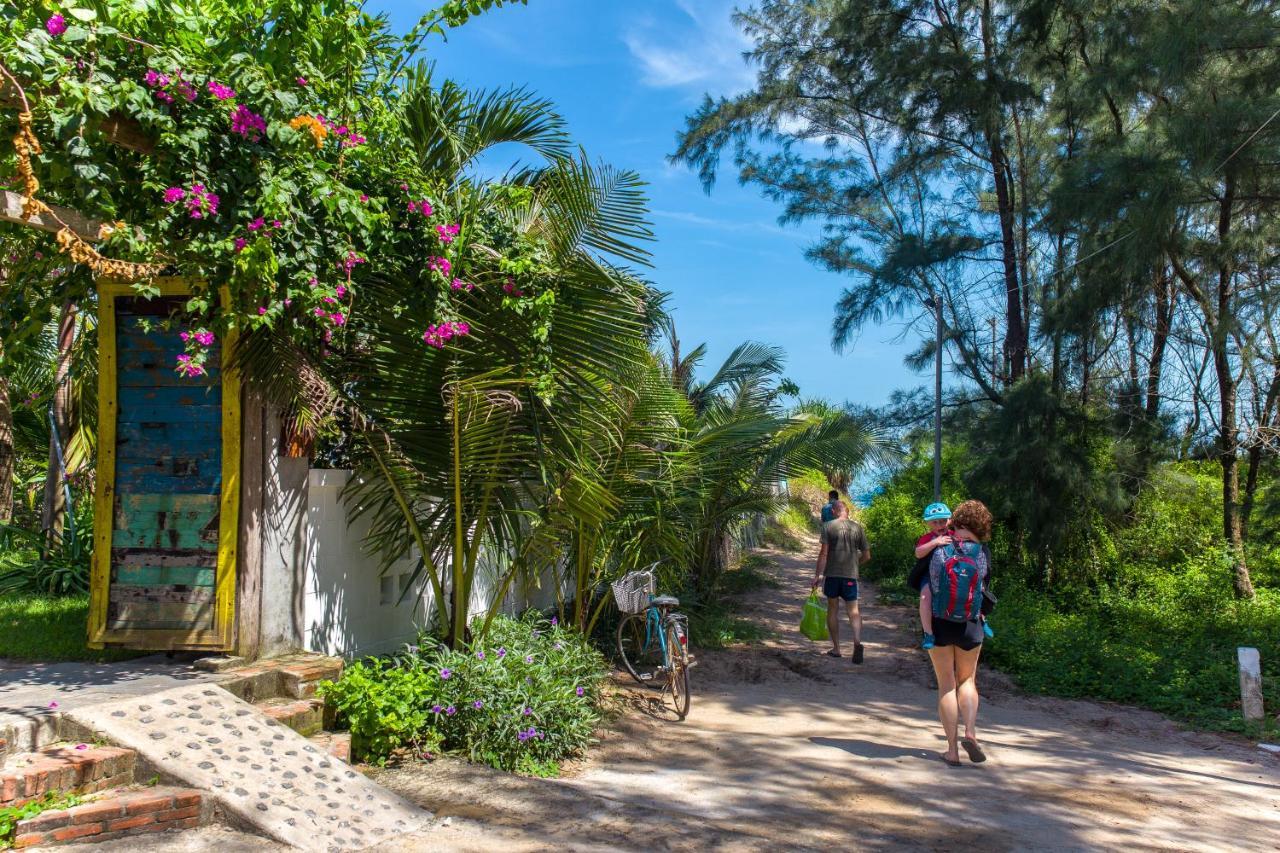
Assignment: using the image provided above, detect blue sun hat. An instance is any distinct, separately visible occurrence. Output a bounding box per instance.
[922,502,952,521]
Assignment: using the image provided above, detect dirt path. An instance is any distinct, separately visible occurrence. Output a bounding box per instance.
[374,538,1280,852]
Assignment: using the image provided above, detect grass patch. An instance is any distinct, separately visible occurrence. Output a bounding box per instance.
[686,553,780,650]
[0,595,144,663]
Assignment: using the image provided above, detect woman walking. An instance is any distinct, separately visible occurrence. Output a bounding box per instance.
[920,499,992,766]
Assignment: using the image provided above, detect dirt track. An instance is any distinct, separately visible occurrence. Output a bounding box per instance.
[373,537,1280,852]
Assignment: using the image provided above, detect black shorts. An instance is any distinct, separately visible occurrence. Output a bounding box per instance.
[823,576,859,602]
[932,618,984,650]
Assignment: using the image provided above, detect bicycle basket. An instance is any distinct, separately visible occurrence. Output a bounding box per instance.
[611,571,655,614]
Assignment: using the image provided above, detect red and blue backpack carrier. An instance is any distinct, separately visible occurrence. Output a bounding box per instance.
[931,541,984,622]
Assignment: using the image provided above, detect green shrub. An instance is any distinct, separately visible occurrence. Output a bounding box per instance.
[986,566,1280,734]
[0,525,92,597]
[320,614,607,773]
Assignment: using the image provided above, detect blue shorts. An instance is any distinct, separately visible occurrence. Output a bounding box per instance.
[823,576,859,602]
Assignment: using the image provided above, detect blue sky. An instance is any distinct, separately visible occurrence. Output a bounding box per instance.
[372,0,924,408]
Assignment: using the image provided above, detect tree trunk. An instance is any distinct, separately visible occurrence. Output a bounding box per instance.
[1241,359,1280,540]
[0,367,12,525]
[1145,265,1172,421]
[41,301,76,548]
[1211,174,1253,599]
[980,0,1026,383]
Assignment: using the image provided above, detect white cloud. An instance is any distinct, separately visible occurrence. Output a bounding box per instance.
[624,1,755,95]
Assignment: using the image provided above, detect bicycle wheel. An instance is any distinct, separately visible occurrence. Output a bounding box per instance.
[617,612,664,686]
[664,621,691,719]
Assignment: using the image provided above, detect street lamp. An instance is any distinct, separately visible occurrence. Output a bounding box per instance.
[923,293,942,503]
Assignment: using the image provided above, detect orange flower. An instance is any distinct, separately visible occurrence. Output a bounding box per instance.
[289,115,328,149]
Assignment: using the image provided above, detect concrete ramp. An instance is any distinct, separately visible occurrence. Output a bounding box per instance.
[66,685,429,851]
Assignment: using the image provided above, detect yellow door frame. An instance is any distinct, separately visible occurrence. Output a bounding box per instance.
[88,278,240,651]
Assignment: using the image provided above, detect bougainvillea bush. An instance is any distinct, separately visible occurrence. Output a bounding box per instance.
[318,614,608,776]
[1,0,526,370]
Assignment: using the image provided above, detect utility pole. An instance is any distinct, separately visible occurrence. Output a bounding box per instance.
[924,293,943,502]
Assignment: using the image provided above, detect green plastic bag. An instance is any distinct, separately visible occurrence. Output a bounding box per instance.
[800,592,829,641]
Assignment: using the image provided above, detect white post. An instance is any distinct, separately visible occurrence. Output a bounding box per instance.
[1238,647,1264,724]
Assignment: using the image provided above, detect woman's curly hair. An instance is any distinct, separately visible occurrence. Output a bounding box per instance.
[950,500,993,542]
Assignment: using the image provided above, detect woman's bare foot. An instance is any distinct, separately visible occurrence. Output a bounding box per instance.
[940,750,961,767]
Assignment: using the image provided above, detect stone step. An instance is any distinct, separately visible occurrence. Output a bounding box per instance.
[10,786,208,848]
[0,745,137,810]
[215,654,343,704]
[307,731,352,764]
[256,699,327,738]
[66,685,427,851]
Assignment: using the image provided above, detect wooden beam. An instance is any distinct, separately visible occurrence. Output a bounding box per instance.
[1,189,102,240]
[2,83,154,155]
[235,384,266,660]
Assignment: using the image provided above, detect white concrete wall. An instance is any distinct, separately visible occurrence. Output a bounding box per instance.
[301,469,561,659]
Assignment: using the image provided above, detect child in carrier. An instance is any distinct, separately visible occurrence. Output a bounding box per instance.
[910,502,993,639]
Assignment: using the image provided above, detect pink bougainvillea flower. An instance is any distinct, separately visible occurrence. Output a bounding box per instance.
[233,237,247,252]
[48,701,58,709]
[74,743,88,751]
[436,223,461,244]
[335,125,348,137]
[419,200,434,217]
[313,307,326,317]
[271,219,282,229]
[230,104,267,142]
[339,251,366,275]
[257,306,268,315]
[426,257,451,276]
[248,217,265,231]
[179,331,190,342]
[46,14,67,36]
[185,184,219,219]
[322,296,336,305]
[175,78,197,102]
[399,183,409,191]
[330,312,346,326]
[284,298,293,306]
[163,186,186,204]
[207,80,236,100]
[335,285,347,298]
[296,76,308,86]
[359,194,369,203]
[308,276,318,287]
[194,331,215,346]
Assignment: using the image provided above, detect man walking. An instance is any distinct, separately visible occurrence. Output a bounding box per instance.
[811,501,871,662]
[820,489,840,524]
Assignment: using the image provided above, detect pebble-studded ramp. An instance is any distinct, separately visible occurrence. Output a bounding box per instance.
[66,684,429,851]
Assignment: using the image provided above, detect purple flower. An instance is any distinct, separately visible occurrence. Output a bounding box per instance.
[524,655,534,664]
[576,686,585,697]
[46,15,67,36]
[230,104,267,142]
[207,80,236,101]
[431,704,442,714]
[496,647,506,658]
[550,617,558,626]
[554,642,564,651]
[440,669,452,680]
[74,743,87,751]
[48,701,59,709]
[472,700,483,710]
[522,707,532,716]
[445,705,456,716]
[475,651,485,661]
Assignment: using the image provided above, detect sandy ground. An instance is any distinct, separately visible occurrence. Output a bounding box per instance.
[371,537,1280,852]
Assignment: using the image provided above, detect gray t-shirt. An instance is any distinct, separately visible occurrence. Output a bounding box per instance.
[822,518,868,580]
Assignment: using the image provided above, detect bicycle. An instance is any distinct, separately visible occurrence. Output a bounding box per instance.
[612,566,692,720]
